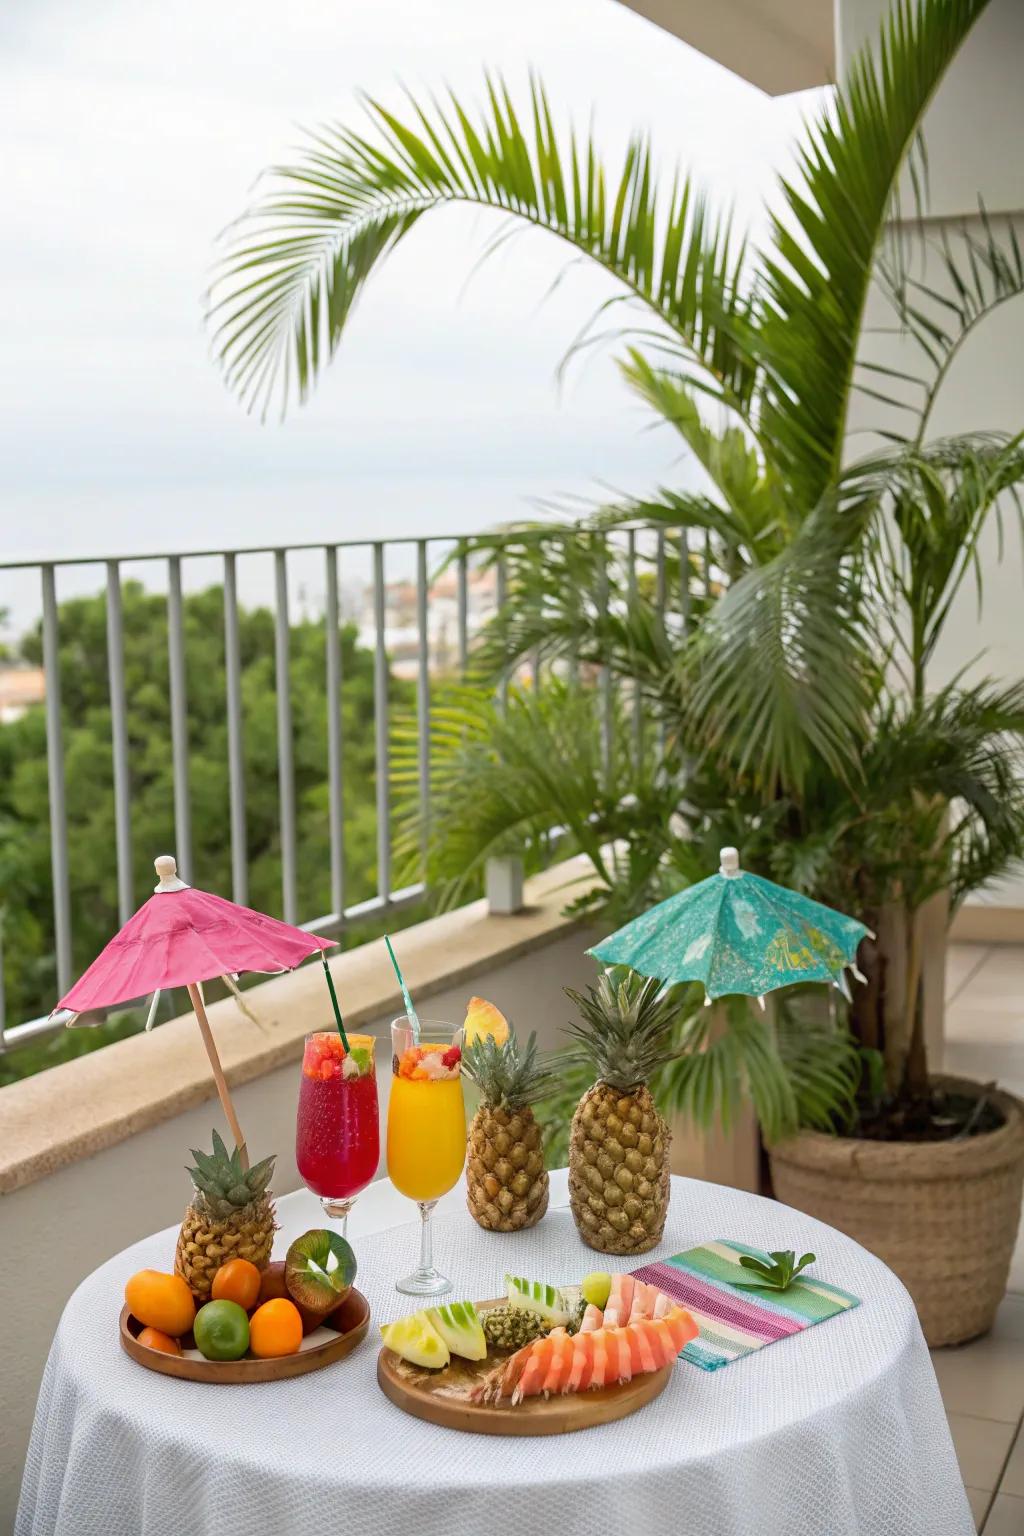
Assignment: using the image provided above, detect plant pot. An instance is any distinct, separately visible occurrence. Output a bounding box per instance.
[768,1076,1024,1346]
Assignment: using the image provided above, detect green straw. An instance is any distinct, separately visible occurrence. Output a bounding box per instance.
[385,934,420,1040]
[320,956,350,1051]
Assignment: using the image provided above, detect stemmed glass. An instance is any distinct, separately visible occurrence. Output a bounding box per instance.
[387,1019,466,1295]
[295,1031,380,1241]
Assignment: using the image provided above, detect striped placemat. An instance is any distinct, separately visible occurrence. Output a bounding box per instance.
[632,1239,861,1371]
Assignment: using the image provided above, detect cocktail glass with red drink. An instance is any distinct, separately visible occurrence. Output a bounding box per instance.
[296,1032,380,1238]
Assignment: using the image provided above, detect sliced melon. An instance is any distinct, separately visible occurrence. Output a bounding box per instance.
[505,1274,572,1327]
[380,1312,450,1369]
[425,1300,487,1361]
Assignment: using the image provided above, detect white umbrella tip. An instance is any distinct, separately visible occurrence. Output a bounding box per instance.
[719,847,741,878]
[153,854,189,893]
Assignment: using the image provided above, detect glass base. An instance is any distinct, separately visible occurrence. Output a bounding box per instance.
[395,1266,452,1297]
[320,1196,357,1240]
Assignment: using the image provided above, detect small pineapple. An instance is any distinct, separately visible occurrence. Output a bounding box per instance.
[174,1131,277,1303]
[463,1028,553,1233]
[482,1305,551,1352]
[566,967,677,1256]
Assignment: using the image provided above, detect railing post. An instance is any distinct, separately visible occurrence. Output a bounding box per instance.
[167,556,193,883]
[223,553,248,907]
[416,540,430,874]
[106,560,133,924]
[373,542,391,905]
[274,550,298,924]
[324,546,345,922]
[41,564,72,996]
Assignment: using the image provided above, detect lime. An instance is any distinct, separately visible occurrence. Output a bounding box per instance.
[193,1298,250,1361]
[581,1271,613,1310]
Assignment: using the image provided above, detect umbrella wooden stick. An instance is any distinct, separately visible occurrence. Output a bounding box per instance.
[187,981,249,1171]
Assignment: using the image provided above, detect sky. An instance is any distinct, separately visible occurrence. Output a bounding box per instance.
[0,0,825,630]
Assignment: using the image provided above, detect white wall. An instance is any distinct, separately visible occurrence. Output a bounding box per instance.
[840,0,1024,906]
[0,927,601,1528]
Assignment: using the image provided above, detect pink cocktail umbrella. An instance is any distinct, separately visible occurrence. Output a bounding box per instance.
[55,854,336,1168]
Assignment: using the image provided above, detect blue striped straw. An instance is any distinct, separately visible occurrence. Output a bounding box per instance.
[385,935,420,1042]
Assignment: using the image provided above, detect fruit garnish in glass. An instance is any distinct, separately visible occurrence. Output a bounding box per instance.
[387,1019,466,1296]
[295,1031,379,1239]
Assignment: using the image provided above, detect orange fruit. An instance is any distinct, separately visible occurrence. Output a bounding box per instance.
[249,1297,303,1358]
[137,1327,183,1356]
[125,1270,195,1338]
[211,1258,262,1311]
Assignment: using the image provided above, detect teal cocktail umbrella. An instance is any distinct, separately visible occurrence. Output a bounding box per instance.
[588,848,871,1005]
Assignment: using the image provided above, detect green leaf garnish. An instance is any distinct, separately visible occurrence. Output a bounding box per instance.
[732,1249,816,1291]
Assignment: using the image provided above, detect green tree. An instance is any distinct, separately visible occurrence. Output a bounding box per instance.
[0,581,413,1082]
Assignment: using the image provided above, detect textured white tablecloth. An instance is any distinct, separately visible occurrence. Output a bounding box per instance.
[17,1170,971,1536]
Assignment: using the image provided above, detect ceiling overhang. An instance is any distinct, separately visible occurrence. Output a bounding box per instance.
[615,0,835,96]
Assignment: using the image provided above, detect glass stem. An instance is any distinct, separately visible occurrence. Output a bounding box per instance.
[418,1200,436,1275]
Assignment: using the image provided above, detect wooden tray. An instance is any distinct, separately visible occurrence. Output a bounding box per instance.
[120,1288,370,1383]
[377,1297,672,1435]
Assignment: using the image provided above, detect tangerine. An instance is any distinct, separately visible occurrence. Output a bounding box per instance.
[125,1270,195,1337]
[137,1327,183,1356]
[248,1297,303,1358]
[211,1258,262,1311]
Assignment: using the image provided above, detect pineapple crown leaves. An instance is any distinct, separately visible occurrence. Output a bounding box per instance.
[564,965,682,1092]
[186,1129,276,1213]
[461,1026,556,1111]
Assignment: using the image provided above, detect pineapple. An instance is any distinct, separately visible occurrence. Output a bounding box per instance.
[174,1130,277,1303]
[463,1028,553,1233]
[482,1305,551,1352]
[566,968,677,1256]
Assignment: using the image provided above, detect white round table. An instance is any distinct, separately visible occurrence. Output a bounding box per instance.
[17,1170,971,1536]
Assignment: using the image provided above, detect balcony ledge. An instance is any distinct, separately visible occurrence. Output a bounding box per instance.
[0,857,600,1197]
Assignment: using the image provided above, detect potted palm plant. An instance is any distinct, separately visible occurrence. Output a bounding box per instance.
[208,0,1024,1341]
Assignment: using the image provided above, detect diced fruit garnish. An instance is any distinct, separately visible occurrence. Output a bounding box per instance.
[581,1271,613,1310]
[505,1274,572,1327]
[380,1312,450,1369]
[285,1229,357,1315]
[303,1031,375,1079]
[424,1301,487,1361]
[463,997,509,1047]
[396,1042,460,1080]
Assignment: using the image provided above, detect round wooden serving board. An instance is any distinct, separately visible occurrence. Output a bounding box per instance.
[376,1297,672,1435]
[120,1288,370,1383]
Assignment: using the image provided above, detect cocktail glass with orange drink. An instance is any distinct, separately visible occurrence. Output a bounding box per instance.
[296,1031,379,1240]
[387,1019,466,1295]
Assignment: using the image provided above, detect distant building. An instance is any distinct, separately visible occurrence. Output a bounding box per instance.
[0,666,45,723]
[357,564,499,680]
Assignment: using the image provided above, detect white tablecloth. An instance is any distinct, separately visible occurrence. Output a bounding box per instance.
[17,1170,971,1536]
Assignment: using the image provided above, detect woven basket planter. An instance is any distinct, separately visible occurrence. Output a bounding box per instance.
[769,1077,1024,1347]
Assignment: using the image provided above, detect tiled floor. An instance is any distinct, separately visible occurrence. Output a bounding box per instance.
[936,944,1024,1533]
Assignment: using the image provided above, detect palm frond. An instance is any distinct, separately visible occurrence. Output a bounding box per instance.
[678,506,880,795]
[755,0,991,507]
[874,208,1024,443]
[210,75,755,416]
[618,351,786,564]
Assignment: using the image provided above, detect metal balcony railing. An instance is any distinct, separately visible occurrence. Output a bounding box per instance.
[0,523,699,1052]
